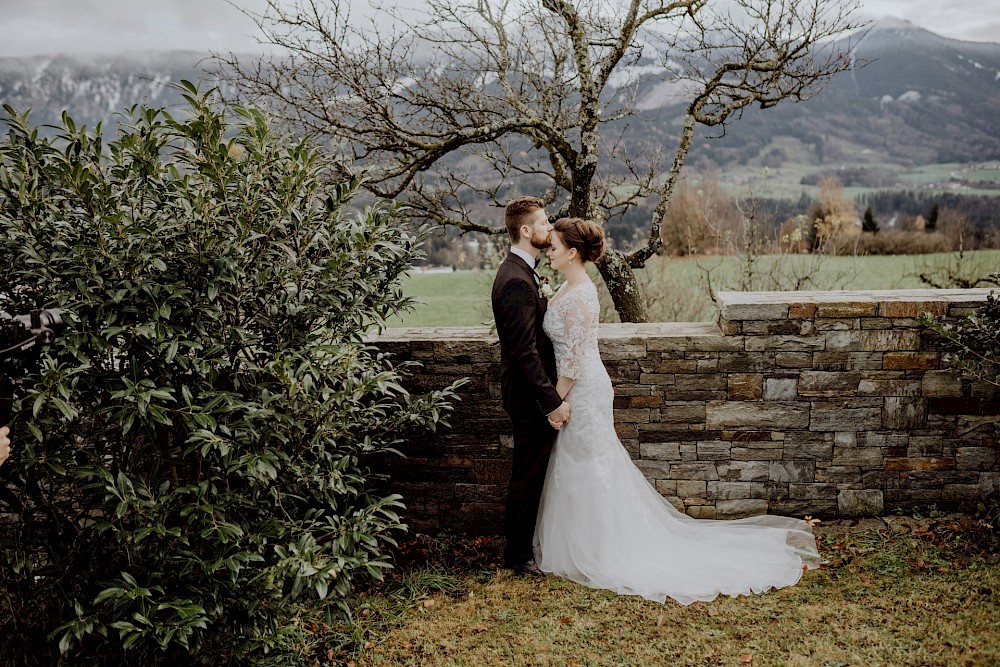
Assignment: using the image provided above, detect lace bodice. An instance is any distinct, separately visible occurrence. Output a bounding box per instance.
[542,280,601,381]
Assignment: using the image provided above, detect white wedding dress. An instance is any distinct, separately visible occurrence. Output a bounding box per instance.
[535,280,820,605]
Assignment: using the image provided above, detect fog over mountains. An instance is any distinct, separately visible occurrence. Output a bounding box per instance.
[0,51,218,128]
[1,20,998,171]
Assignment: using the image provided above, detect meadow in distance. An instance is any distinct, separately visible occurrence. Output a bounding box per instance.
[391,250,999,328]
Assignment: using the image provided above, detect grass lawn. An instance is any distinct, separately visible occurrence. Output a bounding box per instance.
[392,271,497,328]
[307,511,1000,667]
[389,251,1000,327]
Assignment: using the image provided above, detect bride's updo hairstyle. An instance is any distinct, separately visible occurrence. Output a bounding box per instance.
[553,217,605,263]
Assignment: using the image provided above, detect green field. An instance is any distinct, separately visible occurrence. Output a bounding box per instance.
[389,250,1000,327]
[718,158,1000,200]
[392,270,499,328]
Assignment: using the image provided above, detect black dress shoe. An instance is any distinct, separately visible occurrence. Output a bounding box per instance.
[508,559,545,577]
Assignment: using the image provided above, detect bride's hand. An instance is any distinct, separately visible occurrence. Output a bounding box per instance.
[548,401,571,429]
[0,426,10,467]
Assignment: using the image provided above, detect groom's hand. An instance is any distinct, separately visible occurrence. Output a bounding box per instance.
[548,401,571,430]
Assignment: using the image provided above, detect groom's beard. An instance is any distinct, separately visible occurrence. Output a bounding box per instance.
[530,230,552,250]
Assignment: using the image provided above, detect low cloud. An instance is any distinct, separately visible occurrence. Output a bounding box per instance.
[0,0,266,56]
[0,0,994,58]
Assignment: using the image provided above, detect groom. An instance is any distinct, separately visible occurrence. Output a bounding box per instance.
[491,196,571,577]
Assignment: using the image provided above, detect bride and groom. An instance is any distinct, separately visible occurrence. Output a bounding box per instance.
[491,196,820,605]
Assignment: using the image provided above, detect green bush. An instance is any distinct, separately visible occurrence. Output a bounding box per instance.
[0,84,462,665]
[920,275,1000,391]
[848,230,952,256]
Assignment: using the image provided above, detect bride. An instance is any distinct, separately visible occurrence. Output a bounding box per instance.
[534,217,820,605]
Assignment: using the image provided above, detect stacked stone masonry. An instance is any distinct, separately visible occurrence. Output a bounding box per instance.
[372,289,998,534]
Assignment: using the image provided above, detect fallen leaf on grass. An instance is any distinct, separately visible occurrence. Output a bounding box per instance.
[364,642,374,649]
[707,608,719,617]
[657,610,668,626]
[559,617,573,625]
[472,625,488,633]
[739,653,753,664]
[423,599,436,608]
[803,515,822,527]
[823,557,846,569]
[400,641,412,649]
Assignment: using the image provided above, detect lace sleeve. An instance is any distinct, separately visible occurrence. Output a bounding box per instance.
[557,288,596,380]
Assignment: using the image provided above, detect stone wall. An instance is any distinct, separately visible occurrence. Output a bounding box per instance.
[371,289,998,534]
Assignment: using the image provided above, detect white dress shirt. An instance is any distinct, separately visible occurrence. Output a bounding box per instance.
[510,245,537,271]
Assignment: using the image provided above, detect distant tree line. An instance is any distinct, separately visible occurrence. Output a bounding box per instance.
[800,166,899,188]
[611,188,998,253]
[859,191,999,239]
[419,183,999,266]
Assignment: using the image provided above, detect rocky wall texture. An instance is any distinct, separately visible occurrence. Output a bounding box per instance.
[371,289,998,534]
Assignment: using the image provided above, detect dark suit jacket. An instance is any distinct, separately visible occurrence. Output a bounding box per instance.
[491,252,563,422]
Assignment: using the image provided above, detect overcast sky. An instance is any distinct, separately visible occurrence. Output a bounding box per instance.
[1,0,998,58]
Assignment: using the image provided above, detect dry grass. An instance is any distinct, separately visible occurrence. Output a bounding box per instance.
[318,513,1000,667]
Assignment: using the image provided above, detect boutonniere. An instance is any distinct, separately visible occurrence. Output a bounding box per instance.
[538,276,555,300]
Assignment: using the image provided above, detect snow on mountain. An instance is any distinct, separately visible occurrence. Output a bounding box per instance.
[1,20,998,166]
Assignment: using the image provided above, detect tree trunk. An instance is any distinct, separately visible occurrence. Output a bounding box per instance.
[596,249,648,323]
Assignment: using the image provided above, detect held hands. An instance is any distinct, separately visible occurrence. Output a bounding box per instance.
[547,401,571,430]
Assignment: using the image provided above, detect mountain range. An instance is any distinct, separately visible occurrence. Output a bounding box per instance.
[1,19,998,178]
[0,51,211,130]
[684,19,1000,168]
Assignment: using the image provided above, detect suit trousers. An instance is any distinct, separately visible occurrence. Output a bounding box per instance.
[504,413,558,565]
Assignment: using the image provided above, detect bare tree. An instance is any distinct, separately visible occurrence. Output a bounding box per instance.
[220,0,865,322]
